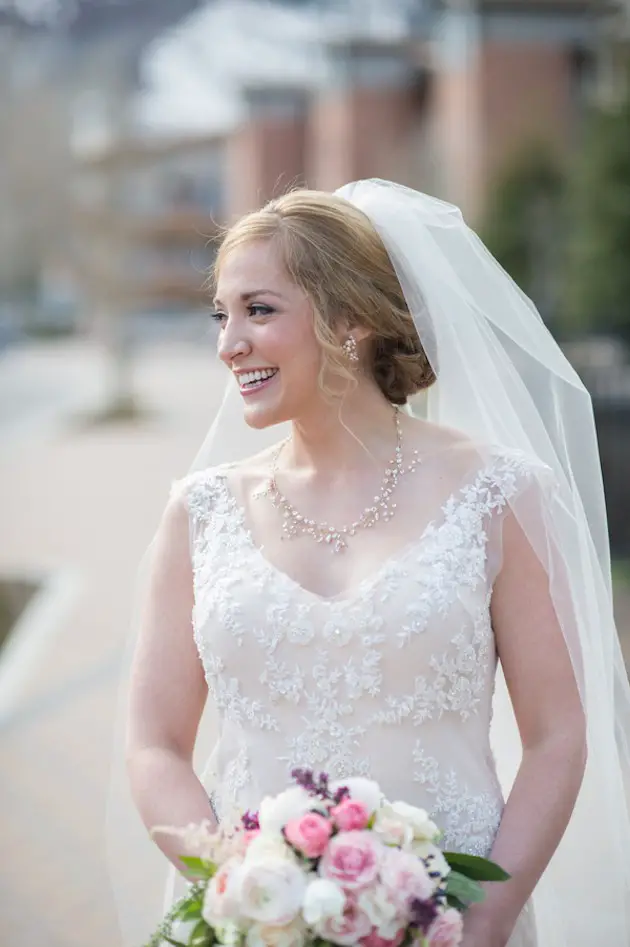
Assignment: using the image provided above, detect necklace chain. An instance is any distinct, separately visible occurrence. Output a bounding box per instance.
[263,408,421,553]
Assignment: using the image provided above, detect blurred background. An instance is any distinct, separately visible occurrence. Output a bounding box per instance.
[0,0,629,943]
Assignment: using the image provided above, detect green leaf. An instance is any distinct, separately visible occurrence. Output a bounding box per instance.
[445,893,469,914]
[189,918,212,947]
[173,900,193,921]
[444,852,511,882]
[180,856,215,881]
[163,938,188,947]
[445,870,486,906]
[177,900,203,923]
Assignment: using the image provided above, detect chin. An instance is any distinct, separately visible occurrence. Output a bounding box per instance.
[242,400,290,431]
[240,381,319,430]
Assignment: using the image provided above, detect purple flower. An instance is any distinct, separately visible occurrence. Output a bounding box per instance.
[242,810,260,831]
[409,897,439,934]
[291,768,338,802]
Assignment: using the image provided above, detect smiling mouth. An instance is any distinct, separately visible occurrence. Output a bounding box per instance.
[238,368,279,392]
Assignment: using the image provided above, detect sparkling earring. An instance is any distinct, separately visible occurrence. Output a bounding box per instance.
[342,335,359,363]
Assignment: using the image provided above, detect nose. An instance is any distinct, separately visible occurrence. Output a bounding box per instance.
[217,318,252,367]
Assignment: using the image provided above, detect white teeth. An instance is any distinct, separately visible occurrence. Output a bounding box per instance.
[239,368,277,386]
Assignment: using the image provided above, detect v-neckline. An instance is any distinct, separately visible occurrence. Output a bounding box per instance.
[214,469,476,606]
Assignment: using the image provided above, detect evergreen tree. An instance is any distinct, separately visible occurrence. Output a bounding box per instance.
[563,78,630,341]
[481,143,565,324]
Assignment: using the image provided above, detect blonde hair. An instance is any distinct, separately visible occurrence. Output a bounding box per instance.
[212,190,436,405]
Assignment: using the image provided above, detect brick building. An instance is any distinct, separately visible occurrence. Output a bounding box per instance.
[71,0,622,311]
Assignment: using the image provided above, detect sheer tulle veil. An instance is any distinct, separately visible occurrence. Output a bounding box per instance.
[106,179,630,945]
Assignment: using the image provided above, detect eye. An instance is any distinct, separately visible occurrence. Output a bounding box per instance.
[210,309,227,324]
[248,303,274,317]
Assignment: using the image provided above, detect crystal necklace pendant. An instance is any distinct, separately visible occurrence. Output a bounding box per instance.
[265,408,421,553]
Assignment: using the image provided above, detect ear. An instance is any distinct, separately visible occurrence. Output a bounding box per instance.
[351,325,372,344]
[337,315,372,345]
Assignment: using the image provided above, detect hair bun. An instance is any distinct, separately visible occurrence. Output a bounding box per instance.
[372,334,436,406]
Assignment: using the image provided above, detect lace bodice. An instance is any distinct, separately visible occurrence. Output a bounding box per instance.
[176,447,546,864]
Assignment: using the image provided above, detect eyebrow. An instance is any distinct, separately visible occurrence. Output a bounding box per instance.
[213,289,284,307]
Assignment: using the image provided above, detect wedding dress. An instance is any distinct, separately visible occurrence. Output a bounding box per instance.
[107,181,630,947]
[172,442,545,947]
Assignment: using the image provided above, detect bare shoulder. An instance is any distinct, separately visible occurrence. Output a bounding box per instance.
[404,416,484,472]
[222,441,282,495]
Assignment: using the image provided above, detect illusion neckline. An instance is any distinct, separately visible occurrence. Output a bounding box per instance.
[212,466,488,605]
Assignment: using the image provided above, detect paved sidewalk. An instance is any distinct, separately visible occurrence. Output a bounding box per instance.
[0,339,226,947]
[0,339,629,947]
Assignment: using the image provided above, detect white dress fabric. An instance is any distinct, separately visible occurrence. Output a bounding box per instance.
[175,446,544,947]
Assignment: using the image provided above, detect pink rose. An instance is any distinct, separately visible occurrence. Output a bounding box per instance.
[379,848,433,909]
[319,830,382,891]
[360,928,406,947]
[331,798,370,832]
[284,812,332,859]
[316,894,372,946]
[427,908,464,947]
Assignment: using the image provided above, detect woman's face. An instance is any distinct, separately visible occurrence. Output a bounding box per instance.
[213,238,326,430]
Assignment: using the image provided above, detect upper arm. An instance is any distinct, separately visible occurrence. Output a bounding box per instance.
[126,488,207,763]
[490,500,586,754]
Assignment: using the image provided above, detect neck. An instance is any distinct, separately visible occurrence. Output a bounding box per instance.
[284,383,401,477]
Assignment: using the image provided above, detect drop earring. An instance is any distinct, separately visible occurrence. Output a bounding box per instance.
[342,335,359,363]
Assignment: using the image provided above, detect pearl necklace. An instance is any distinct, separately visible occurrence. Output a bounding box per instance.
[264,408,421,553]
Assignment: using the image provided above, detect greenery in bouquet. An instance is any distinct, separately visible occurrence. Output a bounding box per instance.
[146,770,509,947]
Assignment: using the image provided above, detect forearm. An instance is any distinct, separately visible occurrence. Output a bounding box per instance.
[465,732,587,946]
[128,746,217,873]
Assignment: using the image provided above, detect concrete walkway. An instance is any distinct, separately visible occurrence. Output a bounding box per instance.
[0,339,629,947]
[0,339,226,947]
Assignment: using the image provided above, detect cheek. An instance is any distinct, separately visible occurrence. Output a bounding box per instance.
[271,322,321,376]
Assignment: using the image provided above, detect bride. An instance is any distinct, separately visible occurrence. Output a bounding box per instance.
[117,181,630,947]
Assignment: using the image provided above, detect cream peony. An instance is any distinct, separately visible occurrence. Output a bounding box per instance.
[202,857,243,926]
[372,805,414,849]
[357,883,406,939]
[329,777,383,815]
[258,787,317,835]
[302,878,346,926]
[238,856,306,926]
[386,802,440,842]
[246,921,305,947]
[314,894,372,945]
[245,831,297,866]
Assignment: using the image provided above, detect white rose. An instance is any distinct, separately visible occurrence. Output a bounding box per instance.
[245,832,297,865]
[246,921,305,947]
[259,787,315,835]
[357,883,405,939]
[302,878,346,926]
[387,801,440,842]
[239,856,307,926]
[329,777,383,815]
[372,805,414,849]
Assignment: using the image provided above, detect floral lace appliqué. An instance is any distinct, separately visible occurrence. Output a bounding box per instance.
[175,447,544,853]
[412,742,503,857]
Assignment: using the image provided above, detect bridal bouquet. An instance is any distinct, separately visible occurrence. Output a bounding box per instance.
[147,769,509,947]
